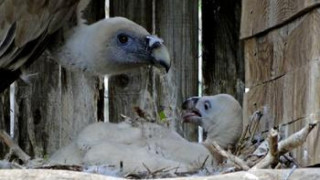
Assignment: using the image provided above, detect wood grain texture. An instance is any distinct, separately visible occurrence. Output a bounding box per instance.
[15,54,102,157]
[155,0,199,141]
[13,0,105,157]
[243,60,320,165]
[241,0,320,39]
[244,60,320,126]
[202,0,244,104]
[108,0,153,123]
[245,9,320,88]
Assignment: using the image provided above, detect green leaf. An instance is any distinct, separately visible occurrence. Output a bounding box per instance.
[159,111,166,122]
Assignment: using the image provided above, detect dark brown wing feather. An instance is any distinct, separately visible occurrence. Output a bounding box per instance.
[0,0,79,92]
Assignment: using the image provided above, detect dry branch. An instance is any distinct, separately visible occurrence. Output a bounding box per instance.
[38,164,83,171]
[235,110,263,156]
[203,141,250,170]
[252,122,317,169]
[252,128,278,169]
[249,111,263,142]
[278,123,316,154]
[0,130,30,163]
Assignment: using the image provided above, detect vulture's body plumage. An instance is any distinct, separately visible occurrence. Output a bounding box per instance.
[0,0,170,92]
[49,94,243,174]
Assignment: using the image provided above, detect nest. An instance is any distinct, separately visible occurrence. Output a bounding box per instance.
[0,108,318,179]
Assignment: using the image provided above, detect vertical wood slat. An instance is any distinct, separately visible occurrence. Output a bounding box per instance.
[155,0,199,141]
[0,89,10,157]
[108,0,153,123]
[14,0,105,157]
[15,62,102,156]
[109,0,199,141]
[202,0,244,104]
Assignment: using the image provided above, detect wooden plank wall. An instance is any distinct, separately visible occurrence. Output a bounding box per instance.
[109,0,154,123]
[109,0,199,140]
[11,1,105,157]
[154,0,199,140]
[241,0,320,39]
[242,1,320,166]
[202,0,244,104]
[0,90,9,158]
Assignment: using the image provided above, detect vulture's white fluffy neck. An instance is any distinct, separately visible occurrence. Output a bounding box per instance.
[54,23,101,74]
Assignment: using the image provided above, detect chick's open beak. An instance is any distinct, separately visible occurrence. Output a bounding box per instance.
[181,96,201,125]
[147,35,171,72]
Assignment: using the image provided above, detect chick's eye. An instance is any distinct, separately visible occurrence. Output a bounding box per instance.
[204,102,210,110]
[204,104,208,110]
[118,34,129,44]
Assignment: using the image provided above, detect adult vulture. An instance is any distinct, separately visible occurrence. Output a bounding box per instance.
[0,0,170,92]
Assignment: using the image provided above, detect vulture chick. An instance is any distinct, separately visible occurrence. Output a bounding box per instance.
[49,94,243,174]
[182,94,243,149]
[0,0,170,92]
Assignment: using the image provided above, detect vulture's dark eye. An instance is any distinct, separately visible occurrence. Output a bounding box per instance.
[118,34,129,44]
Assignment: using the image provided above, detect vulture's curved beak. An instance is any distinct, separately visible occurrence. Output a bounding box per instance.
[147,35,171,72]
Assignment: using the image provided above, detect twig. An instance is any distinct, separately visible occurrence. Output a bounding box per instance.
[200,155,209,169]
[281,153,300,167]
[0,130,31,163]
[284,165,297,180]
[203,141,250,170]
[249,111,263,142]
[39,164,83,171]
[142,163,152,174]
[268,129,278,156]
[142,163,177,178]
[274,163,281,169]
[4,149,13,161]
[221,167,237,174]
[278,123,316,154]
[252,128,279,169]
[133,107,154,122]
[252,122,317,169]
[235,111,263,156]
[11,161,25,169]
[152,166,178,174]
[234,124,250,155]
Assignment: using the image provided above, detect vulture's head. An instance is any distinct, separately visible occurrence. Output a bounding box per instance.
[64,17,170,75]
[181,94,243,149]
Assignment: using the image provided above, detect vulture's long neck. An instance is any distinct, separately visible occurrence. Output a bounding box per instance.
[51,24,96,74]
[204,126,229,149]
[204,113,242,150]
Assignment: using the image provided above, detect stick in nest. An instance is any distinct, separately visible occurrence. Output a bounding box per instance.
[252,122,317,169]
[234,110,263,156]
[203,141,250,171]
[251,128,278,169]
[141,163,178,177]
[249,111,263,142]
[0,130,30,164]
[133,106,154,122]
